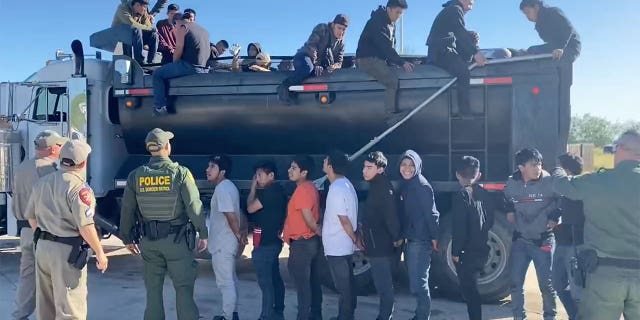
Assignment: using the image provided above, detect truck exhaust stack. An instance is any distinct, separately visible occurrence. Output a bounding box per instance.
[71,39,85,77]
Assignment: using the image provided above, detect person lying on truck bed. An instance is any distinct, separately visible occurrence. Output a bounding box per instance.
[151,13,211,116]
[112,0,167,65]
[520,0,581,63]
[356,0,415,127]
[426,0,488,117]
[277,14,349,105]
[206,40,229,71]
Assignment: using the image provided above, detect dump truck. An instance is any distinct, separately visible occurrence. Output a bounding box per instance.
[0,27,573,302]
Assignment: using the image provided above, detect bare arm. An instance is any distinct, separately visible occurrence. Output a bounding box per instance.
[246,181,263,214]
[79,224,105,257]
[224,212,241,239]
[338,215,356,243]
[28,219,37,229]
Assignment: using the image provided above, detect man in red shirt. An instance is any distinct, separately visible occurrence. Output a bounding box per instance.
[282,155,323,320]
[156,4,180,64]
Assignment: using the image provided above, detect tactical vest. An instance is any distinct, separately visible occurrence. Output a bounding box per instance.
[134,163,185,222]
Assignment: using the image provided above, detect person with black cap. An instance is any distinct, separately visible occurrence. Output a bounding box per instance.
[151,13,211,116]
[11,130,66,320]
[25,139,108,319]
[206,154,243,320]
[156,3,180,64]
[356,0,414,126]
[426,0,487,117]
[278,14,349,104]
[120,128,208,320]
[112,0,167,65]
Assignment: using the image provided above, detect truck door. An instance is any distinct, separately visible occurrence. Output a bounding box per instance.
[26,85,68,158]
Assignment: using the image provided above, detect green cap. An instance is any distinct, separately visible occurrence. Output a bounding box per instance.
[145,128,174,152]
[60,140,92,167]
[34,130,67,150]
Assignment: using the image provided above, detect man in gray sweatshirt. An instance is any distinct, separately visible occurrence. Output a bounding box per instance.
[504,148,558,320]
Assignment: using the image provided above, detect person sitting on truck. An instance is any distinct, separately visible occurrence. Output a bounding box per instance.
[152,13,211,116]
[238,42,264,71]
[426,0,488,117]
[183,8,196,22]
[356,0,414,126]
[207,40,229,70]
[277,14,349,105]
[156,3,180,65]
[520,0,581,63]
[112,0,165,65]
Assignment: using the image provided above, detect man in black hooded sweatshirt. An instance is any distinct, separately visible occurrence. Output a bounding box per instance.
[426,0,487,117]
[357,0,415,126]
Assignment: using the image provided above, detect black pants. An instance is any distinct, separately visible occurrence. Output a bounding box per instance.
[288,237,323,320]
[132,26,158,65]
[431,50,471,115]
[455,254,485,320]
[327,255,356,320]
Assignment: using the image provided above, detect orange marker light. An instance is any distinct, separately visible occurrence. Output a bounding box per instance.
[320,96,329,104]
[125,100,134,108]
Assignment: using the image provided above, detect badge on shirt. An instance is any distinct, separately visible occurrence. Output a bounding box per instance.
[79,187,92,206]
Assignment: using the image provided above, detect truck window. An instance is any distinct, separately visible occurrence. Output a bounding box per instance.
[33,87,68,122]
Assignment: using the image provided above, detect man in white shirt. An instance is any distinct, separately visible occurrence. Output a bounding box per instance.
[206,155,243,320]
[322,150,359,320]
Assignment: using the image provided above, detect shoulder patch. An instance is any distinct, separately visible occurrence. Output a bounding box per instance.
[85,208,94,218]
[389,189,393,195]
[79,187,92,206]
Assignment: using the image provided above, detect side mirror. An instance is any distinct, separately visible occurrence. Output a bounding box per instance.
[603,145,615,154]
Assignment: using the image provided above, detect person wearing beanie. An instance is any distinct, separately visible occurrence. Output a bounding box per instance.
[356,0,414,126]
[426,0,487,118]
[278,14,349,104]
[120,128,208,319]
[25,139,109,319]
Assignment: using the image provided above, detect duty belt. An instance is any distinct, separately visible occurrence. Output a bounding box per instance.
[36,229,82,246]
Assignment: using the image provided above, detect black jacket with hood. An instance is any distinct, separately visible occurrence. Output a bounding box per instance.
[356,6,404,66]
[361,173,402,257]
[426,0,478,60]
[241,42,263,71]
[398,150,440,242]
[451,184,496,259]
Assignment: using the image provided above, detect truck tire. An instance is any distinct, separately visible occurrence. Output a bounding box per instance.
[431,212,512,303]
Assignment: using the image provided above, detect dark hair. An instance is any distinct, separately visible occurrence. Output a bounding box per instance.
[558,153,584,175]
[209,154,232,173]
[520,0,543,10]
[167,3,179,12]
[218,40,229,49]
[255,160,277,177]
[326,150,349,176]
[515,148,543,166]
[131,0,149,6]
[455,156,480,180]
[184,8,196,16]
[292,155,314,175]
[365,151,388,169]
[387,0,408,9]
[181,12,193,21]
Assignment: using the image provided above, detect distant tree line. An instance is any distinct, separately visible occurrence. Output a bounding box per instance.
[570,114,640,147]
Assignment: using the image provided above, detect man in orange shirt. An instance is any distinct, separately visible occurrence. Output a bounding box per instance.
[282,155,323,320]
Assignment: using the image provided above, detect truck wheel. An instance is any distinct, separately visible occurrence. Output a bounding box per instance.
[431,213,512,302]
[319,250,375,295]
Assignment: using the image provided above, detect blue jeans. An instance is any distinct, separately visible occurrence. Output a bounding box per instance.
[510,238,557,320]
[552,245,580,320]
[368,256,395,320]
[152,60,207,107]
[252,244,285,320]
[132,26,158,64]
[405,240,432,320]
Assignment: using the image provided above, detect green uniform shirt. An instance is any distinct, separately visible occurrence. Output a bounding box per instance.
[120,156,207,244]
[553,160,640,260]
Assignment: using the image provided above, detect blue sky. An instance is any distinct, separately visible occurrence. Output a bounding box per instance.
[1,0,637,121]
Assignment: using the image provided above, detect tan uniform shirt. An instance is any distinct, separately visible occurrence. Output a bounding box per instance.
[12,157,57,220]
[24,169,95,237]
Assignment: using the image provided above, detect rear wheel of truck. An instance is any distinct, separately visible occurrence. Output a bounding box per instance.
[431,212,512,303]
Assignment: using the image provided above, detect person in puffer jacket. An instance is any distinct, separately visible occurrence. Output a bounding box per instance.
[504,148,559,320]
[398,149,439,320]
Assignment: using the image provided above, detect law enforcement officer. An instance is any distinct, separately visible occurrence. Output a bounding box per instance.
[11,130,65,320]
[24,139,109,320]
[120,128,208,320]
[553,129,640,320]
